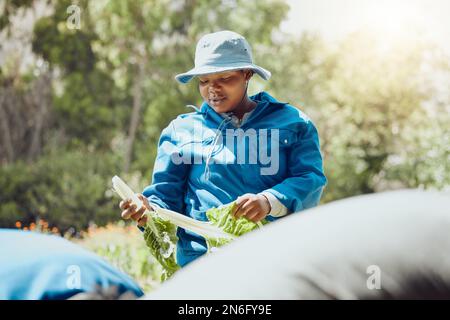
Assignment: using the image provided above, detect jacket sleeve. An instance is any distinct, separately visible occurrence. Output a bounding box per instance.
[142,121,190,214]
[263,120,327,215]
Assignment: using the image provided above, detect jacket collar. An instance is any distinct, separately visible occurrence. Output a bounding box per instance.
[199,91,287,124]
[249,91,288,106]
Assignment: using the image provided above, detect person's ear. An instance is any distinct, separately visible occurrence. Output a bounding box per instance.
[244,71,253,85]
[246,70,254,81]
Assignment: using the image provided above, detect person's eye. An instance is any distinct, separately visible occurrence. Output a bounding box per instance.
[199,80,208,85]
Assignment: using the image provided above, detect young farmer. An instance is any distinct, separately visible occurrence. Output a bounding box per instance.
[120,30,327,267]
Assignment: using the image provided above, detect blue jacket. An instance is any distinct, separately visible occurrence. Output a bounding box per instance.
[143,91,327,266]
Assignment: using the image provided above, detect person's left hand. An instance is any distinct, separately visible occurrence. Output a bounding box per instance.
[232,193,271,223]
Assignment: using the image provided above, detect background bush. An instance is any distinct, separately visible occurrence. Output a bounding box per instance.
[0,149,127,233]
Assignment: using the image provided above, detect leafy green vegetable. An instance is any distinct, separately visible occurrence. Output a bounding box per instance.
[143,214,180,280]
[205,202,267,249]
[143,201,266,279]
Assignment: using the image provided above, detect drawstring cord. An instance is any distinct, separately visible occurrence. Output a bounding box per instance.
[186,104,202,113]
[204,116,232,180]
[186,104,232,181]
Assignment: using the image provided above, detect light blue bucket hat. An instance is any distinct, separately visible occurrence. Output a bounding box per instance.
[175,30,271,84]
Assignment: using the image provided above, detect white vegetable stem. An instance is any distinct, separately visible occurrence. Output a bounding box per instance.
[112,176,159,236]
[112,176,235,241]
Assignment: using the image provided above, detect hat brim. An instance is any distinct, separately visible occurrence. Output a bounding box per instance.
[175,63,271,84]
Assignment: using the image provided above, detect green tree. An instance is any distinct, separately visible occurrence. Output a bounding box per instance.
[268,30,450,201]
[31,0,124,149]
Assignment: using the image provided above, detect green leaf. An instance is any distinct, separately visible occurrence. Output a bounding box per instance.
[205,202,267,248]
[143,215,180,280]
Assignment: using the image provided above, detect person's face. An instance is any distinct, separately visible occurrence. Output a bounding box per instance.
[198,70,252,113]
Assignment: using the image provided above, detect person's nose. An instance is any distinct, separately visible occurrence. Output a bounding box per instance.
[208,80,221,93]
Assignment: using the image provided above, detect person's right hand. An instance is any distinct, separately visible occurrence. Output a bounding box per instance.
[119,194,153,227]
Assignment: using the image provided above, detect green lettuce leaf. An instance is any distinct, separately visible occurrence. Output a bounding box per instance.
[143,215,180,280]
[205,202,267,248]
[142,201,267,279]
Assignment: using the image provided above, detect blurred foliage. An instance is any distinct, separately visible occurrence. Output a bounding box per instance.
[0,148,123,232]
[0,0,34,32]
[30,0,125,149]
[1,0,449,234]
[74,221,163,292]
[267,31,450,201]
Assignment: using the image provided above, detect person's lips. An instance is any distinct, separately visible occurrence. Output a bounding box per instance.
[209,97,227,105]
